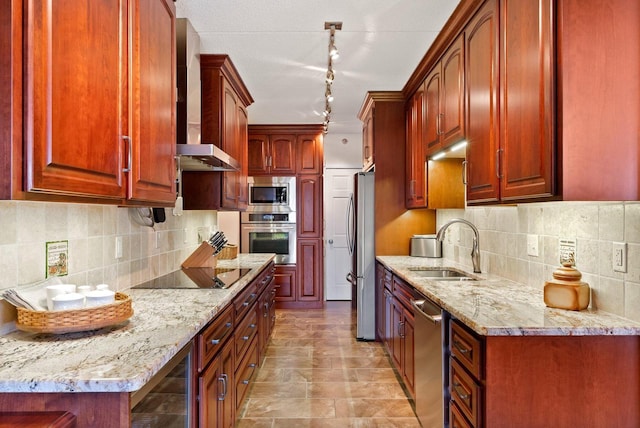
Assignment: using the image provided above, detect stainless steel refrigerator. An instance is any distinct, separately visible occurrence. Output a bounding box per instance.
[346,171,375,340]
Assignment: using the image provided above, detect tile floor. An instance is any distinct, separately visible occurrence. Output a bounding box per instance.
[236,301,421,427]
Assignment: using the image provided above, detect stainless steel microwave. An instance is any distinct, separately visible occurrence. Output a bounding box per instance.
[247,176,296,212]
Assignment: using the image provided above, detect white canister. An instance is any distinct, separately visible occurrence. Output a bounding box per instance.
[85,289,116,307]
[46,284,77,311]
[51,292,85,311]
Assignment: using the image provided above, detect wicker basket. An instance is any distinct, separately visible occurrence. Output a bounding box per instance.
[15,292,133,334]
[217,244,238,260]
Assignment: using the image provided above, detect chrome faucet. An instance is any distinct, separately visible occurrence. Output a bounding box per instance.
[436,218,481,273]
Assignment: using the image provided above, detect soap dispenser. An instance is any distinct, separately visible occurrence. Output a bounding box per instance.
[543,261,590,311]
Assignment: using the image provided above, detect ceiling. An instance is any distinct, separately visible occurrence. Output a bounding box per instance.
[174,0,461,136]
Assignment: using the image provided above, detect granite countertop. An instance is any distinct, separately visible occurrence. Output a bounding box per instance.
[0,254,274,393]
[377,255,640,337]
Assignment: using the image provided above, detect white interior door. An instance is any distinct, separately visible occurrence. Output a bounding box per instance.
[324,168,360,300]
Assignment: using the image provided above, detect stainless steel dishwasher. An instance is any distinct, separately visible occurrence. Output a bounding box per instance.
[411,295,450,428]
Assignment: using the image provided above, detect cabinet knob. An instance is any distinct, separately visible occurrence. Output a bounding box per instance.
[328,239,334,244]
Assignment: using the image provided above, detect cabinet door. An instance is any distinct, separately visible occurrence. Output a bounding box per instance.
[24,0,126,199]
[221,80,238,208]
[274,265,296,302]
[441,34,465,146]
[362,112,374,170]
[499,0,555,201]
[402,308,415,398]
[424,68,442,154]
[129,0,176,204]
[199,339,235,428]
[465,0,500,203]
[248,134,270,175]
[375,263,385,341]
[297,134,323,175]
[391,298,403,369]
[297,175,322,238]
[384,288,394,352]
[269,135,296,174]
[297,239,323,303]
[406,86,427,208]
[237,104,249,209]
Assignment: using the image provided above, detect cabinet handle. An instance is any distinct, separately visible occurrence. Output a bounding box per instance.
[496,148,503,179]
[437,113,444,135]
[242,380,250,385]
[452,380,471,404]
[250,323,256,329]
[462,160,468,185]
[218,374,228,401]
[452,339,471,357]
[122,136,132,173]
[211,339,220,345]
[249,363,257,368]
[242,335,250,341]
[264,303,269,316]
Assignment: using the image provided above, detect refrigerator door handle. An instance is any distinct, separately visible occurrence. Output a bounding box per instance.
[346,193,355,255]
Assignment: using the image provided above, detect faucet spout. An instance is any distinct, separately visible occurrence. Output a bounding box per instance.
[436,218,481,273]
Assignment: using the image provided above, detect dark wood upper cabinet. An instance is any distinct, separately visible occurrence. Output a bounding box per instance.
[499,0,555,202]
[14,0,176,205]
[465,0,501,203]
[183,54,253,210]
[247,134,295,175]
[406,86,428,208]
[424,34,465,156]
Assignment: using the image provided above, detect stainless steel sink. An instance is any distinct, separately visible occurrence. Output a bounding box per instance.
[407,268,477,281]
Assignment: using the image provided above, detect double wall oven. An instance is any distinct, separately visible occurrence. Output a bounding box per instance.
[241,177,296,265]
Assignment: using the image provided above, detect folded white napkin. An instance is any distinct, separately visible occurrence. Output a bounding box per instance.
[2,277,63,311]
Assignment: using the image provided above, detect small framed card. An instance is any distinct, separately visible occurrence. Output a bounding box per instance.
[46,240,69,278]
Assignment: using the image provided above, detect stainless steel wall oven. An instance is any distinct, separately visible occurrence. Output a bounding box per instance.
[240,211,296,264]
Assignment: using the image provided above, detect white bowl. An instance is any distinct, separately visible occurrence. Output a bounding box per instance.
[51,292,85,311]
[85,289,116,307]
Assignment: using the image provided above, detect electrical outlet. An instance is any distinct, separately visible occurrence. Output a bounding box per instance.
[527,234,539,257]
[613,242,627,273]
[183,228,189,244]
[155,231,161,249]
[559,238,577,265]
[115,236,123,259]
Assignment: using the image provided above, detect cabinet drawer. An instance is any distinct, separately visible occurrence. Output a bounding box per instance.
[197,305,234,372]
[392,276,414,310]
[450,358,482,427]
[235,336,258,410]
[451,319,483,378]
[450,401,474,428]
[384,269,393,292]
[234,282,258,321]
[235,307,258,362]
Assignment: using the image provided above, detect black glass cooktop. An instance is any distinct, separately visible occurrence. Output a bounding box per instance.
[132,268,252,290]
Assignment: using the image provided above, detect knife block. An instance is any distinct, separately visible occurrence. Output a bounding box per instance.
[182,242,217,269]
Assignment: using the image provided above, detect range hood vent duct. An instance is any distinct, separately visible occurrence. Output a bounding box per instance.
[176,18,239,172]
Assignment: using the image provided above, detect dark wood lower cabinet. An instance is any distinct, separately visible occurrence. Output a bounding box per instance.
[274,239,324,309]
[199,339,235,428]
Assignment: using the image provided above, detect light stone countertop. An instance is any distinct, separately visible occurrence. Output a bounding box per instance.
[0,254,274,393]
[377,255,640,336]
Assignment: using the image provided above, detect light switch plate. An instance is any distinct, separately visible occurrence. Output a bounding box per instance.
[613,242,627,273]
[115,236,123,259]
[527,234,539,257]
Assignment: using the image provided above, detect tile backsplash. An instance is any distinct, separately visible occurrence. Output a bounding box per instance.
[437,202,640,322]
[0,201,218,292]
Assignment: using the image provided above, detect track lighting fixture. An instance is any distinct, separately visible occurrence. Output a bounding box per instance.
[322,22,342,134]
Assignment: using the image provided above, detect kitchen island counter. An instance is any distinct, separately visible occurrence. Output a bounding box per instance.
[377,255,640,336]
[0,254,274,393]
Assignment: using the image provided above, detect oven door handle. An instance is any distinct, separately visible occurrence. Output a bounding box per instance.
[242,225,295,231]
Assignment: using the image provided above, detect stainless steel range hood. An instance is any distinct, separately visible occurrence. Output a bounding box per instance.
[176,18,239,172]
[176,143,240,171]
